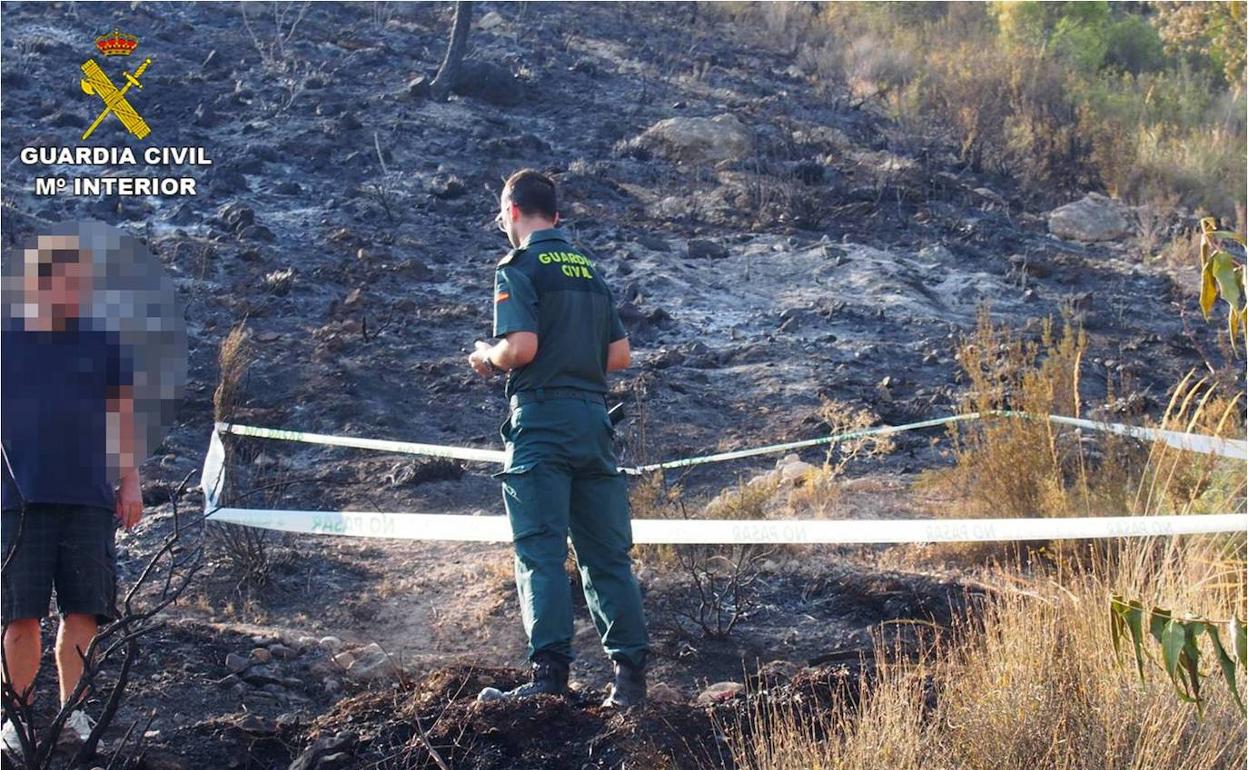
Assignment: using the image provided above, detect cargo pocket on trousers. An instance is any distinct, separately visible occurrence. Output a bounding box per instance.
[497,463,543,541]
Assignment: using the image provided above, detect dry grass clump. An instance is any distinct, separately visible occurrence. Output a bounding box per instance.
[919,308,1110,522]
[787,399,895,518]
[732,532,1246,770]
[734,301,1245,768]
[913,307,1244,569]
[212,323,252,425]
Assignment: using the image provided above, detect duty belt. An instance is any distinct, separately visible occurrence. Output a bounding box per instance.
[508,387,607,411]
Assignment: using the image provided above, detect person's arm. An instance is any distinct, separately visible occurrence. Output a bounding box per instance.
[105,337,142,530]
[605,288,630,372]
[107,384,143,530]
[470,267,540,378]
[607,337,630,372]
[471,332,538,375]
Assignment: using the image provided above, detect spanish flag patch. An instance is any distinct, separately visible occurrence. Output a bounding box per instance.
[495,291,510,303]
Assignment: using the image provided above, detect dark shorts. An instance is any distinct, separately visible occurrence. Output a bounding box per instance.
[1,503,118,625]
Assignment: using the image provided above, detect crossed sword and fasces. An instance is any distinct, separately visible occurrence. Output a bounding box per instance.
[80,57,152,140]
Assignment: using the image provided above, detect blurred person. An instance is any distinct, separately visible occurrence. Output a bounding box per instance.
[1,234,141,753]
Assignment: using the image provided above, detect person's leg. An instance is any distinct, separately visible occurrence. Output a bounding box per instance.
[568,472,649,669]
[2,507,57,707]
[54,614,97,706]
[502,463,575,664]
[2,619,42,706]
[52,505,117,707]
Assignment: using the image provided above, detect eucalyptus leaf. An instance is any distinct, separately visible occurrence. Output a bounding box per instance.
[1206,626,1246,714]
[1161,619,1189,697]
[1211,251,1243,309]
[1200,261,1217,319]
[1230,616,1246,666]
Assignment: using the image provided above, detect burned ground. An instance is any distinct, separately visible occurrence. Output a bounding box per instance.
[0,1,1236,768]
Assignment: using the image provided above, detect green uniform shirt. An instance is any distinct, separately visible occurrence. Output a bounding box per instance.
[492,228,626,399]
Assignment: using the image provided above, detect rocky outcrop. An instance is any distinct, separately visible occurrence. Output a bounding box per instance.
[632,113,754,164]
[1047,192,1133,242]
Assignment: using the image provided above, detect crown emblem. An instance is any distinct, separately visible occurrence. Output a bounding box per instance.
[94,28,139,57]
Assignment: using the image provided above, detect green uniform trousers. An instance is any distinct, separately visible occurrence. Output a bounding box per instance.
[497,395,650,669]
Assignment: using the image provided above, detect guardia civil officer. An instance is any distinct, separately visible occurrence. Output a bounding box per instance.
[467,169,650,708]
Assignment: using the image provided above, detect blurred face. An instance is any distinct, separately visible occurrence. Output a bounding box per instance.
[24,235,91,322]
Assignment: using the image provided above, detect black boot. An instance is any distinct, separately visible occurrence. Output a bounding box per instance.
[602,660,646,708]
[478,655,570,702]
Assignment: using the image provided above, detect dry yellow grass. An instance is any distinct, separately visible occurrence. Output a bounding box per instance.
[787,400,895,518]
[912,308,1244,568]
[732,308,1245,768]
[732,531,1246,770]
[213,324,252,424]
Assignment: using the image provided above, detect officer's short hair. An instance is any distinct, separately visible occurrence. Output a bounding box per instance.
[503,169,557,220]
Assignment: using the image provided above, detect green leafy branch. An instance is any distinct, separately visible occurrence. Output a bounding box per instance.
[1110,593,1246,717]
[1197,216,1247,351]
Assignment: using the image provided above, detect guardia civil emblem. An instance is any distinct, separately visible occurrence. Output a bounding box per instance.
[80,28,153,141]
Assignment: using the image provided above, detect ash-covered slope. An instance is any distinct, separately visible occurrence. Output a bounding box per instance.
[1,1,1222,506]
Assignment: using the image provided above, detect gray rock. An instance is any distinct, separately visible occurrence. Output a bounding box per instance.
[1047,193,1132,242]
[318,636,343,653]
[632,113,754,165]
[318,754,353,770]
[343,642,394,682]
[242,666,286,688]
[269,643,298,660]
[237,713,276,736]
[429,175,465,199]
[288,732,357,770]
[687,239,728,259]
[452,61,524,106]
[477,10,507,31]
[239,224,275,242]
[225,653,251,673]
[635,234,670,252]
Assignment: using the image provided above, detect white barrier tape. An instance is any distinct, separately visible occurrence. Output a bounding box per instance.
[203,429,225,509]
[203,429,1246,543]
[625,413,983,473]
[204,506,1247,544]
[215,422,507,465]
[212,411,1245,480]
[1037,414,1247,460]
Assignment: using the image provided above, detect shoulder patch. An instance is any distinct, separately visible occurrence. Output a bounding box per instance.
[497,248,525,267]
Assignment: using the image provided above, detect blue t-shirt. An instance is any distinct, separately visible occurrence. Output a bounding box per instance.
[1,317,132,511]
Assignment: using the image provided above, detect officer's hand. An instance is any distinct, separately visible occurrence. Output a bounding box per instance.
[469,341,495,378]
[115,470,143,530]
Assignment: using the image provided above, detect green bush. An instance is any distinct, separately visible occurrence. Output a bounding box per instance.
[1103,14,1166,74]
